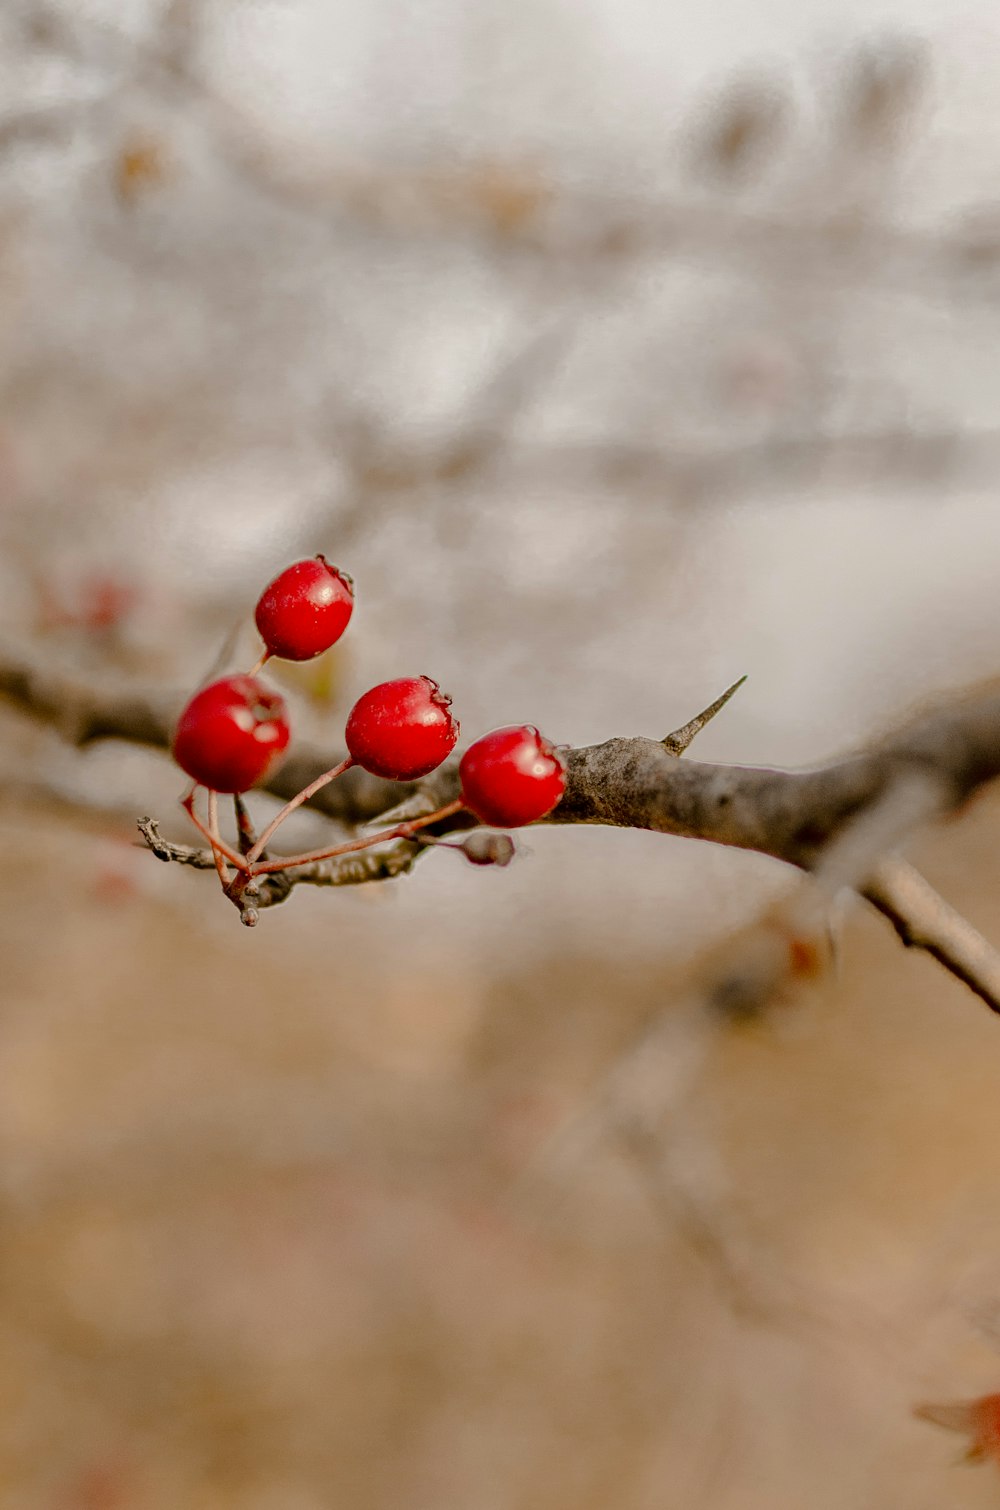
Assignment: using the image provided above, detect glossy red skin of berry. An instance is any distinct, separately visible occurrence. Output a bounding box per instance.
[345,676,458,781]
[172,675,291,793]
[254,555,354,661]
[459,725,567,828]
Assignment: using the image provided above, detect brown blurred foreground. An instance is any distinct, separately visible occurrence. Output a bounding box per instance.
[3,779,1000,1510]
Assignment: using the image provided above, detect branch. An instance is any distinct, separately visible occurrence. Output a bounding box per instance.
[4,634,1000,1004]
[555,687,1000,866]
[137,817,422,908]
[864,858,1000,1010]
[501,426,1000,502]
[6,638,1000,860]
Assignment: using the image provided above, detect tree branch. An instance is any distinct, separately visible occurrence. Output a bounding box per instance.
[864,858,1000,1010]
[4,634,1000,1005]
[137,817,421,907]
[5,637,999,860]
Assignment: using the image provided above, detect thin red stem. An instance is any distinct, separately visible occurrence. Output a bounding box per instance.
[252,798,466,875]
[232,793,257,856]
[245,756,354,865]
[181,788,251,872]
[206,788,232,887]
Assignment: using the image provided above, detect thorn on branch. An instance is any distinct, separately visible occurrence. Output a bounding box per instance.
[232,793,257,857]
[662,676,747,755]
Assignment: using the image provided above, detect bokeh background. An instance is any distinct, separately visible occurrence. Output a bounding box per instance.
[4,1,1000,1505]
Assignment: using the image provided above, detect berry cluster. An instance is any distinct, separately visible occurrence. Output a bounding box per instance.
[171,556,568,921]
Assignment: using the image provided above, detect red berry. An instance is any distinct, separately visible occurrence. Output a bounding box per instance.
[345,676,458,781]
[172,675,290,793]
[254,555,354,661]
[459,725,567,827]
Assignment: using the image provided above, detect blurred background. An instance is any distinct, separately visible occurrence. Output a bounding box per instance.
[4,0,1000,1505]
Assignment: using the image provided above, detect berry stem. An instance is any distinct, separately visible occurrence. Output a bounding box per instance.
[180,786,251,873]
[206,787,232,887]
[245,756,354,865]
[232,792,257,856]
[252,797,466,875]
[248,649,271,677]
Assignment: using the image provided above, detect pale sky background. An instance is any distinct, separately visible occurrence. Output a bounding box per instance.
[3,0,1000,962]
